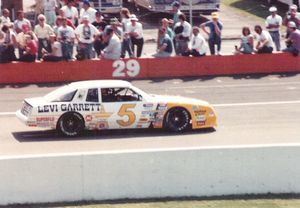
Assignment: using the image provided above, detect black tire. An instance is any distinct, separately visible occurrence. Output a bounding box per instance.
[164,107,191,132]
[57,112,85,137]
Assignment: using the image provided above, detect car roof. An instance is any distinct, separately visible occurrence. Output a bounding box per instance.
[69,80,132,89]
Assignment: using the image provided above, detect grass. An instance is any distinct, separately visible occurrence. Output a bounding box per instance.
[222,0,289,20]
[8,198,300,208]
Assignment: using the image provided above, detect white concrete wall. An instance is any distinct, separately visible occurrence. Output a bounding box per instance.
[1,145,300,205]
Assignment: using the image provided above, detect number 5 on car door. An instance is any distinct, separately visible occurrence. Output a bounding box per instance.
[117,104,136,127]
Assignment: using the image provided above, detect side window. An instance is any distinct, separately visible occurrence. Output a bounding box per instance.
[86,88,99,102]
[101,88,116,102]
[115,88,142,102]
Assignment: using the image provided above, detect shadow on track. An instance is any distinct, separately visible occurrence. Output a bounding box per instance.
[12,128,216,143]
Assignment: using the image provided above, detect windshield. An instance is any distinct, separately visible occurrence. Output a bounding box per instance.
[44,85,77,102]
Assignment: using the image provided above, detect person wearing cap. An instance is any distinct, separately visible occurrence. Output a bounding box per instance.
[92,11,107,32]
[282,21,300,56]
[13,10,31,34]
[43,0,58,27]
[61,0,79,26]
[171,1,182,27]
[120,8,134,58]
[127,14,144,58]
[182,26,207,57]
[283,4,300,38]
[34,14,54,60]
[57,17,76,60]
[101,28,121,60]
[174,13,191,55]
[265,6,282,51]
[254,25,274,54]
[200,12,223,55]
[79,0,97,24]
[75,15,99,59]
[42,34,64,62]
[153,27,173,58]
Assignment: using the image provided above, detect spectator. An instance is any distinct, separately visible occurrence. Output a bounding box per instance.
[120,8,133,58]
[53,16,63,35]
[92,11,107,32]
[58,9,75,29]
[0,24,17,63]
[18,34,37,62]
[79,0,97,24]
[174,13,191,55]
[14,10,31,34]
[34,14,54,60]
[282,21,300,56]
[108,18,123,39]
[101,28,121,60]
[161,18,174,40]
[153,27,173,58]
[254,25,274,54]
[127,14,144,58]
[171,1,182,27]
[43,0,58,27]
[266,6,282,51]
[235,26,254,54]
[182,26,207,57]
[43,34,63,62]
[75,15,99,59]
[283,5,300,38]
[57,17,75,60]
[61,0,79,26]
[16,24,37,57]
[0,9,11,27]
[200,12,223,55]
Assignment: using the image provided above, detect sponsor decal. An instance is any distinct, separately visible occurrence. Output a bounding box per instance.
[87,123,97,130]
[136,124,144,128]
[38,103,101,113]
[143,103,154,108]
[97,121,108,129]
[194,110,207,116]
[36,117,56,127]
[196,121,206,126]
[196,115,206,122]
[85,115,93,122]
[138,118,149,123]
[92,106,113,118]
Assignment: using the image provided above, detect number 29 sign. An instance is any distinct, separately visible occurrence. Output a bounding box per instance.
[112,59,141,78]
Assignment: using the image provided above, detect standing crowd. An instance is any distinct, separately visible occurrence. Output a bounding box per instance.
[0,0,300,64]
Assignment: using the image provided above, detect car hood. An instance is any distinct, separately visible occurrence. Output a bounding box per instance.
[149,94,210,106]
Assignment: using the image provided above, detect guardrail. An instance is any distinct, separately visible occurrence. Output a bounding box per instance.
[1,145,300,205]
[0,53,299,84]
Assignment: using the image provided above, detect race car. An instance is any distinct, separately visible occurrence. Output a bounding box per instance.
[16,80,217,136]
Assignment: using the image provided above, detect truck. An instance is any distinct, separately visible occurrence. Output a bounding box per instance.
[131,0,220,16]
[267,0,300,7]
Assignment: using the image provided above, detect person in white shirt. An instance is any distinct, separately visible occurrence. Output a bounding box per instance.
[75,16,99,59]
[254,25,274,54]
[57,17,76,60]
[127,14,144,57]
[14,10,32,34]
[43,34,63,62]
[174,13,191,55]
[79,0,97,24]
[0,9,11,28]
[101,28,121,60]
[120,8,133,58]
[61,0,78,26]
[265,6,282,51]
[183,26,207,57]
[43,0,57,26]
[34,14,54,60]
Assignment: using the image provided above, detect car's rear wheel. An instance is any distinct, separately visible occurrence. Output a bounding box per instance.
[58,112,85,137]
[164,107,191,132]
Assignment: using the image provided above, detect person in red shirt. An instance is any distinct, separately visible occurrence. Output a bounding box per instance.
[19,34,37,62]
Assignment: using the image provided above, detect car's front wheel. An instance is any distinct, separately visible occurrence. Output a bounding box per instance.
[164,107,191,132]
[58,112,85,137]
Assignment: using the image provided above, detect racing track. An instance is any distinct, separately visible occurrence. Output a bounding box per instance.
[0,73,300,156]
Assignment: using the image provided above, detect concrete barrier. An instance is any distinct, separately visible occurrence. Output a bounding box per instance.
[1,144,300,205]
[0,53,299,84]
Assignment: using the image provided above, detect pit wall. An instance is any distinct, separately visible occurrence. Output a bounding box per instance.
[0,53,299,84]
[1,145,300,205]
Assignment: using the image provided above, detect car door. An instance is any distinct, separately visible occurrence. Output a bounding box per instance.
[100,87,155,129]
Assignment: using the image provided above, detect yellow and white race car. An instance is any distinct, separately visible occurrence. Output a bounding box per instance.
[16,80,217,136]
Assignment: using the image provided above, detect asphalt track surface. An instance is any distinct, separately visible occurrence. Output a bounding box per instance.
[0,73,300,156]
